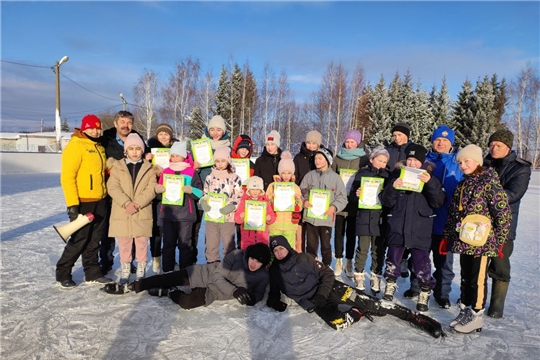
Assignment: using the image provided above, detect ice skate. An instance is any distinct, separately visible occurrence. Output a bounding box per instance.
[354,271,366,291]
[454,308,484,334]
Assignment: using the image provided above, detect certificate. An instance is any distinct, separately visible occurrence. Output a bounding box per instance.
[244,200,267,231]
[358,177,384,209]
[395,166,426,193]
[231,158,250,185]
[339,168,357,193]
[190,139,214,168]
[273,182,295,212]
[162,174,185,205]
[151,148,170,169]
[204,192,227,223]
[307,189,331,220]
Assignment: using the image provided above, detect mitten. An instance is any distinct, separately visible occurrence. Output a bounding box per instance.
[233,287,252,305]
[199,198,212,212]
[182,185,193,194]
[291,212,302,224]
[439,237,449,255]
[220,203,236,215]
[498,244,504,259]
[270,301,288,312]
[155,184,166,194]
[67,206,80,222]
[312,294,327,308]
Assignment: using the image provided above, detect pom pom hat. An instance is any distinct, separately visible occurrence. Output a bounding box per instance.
[278,151,295,174]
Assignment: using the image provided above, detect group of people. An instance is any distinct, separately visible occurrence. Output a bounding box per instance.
[55,110,531,337]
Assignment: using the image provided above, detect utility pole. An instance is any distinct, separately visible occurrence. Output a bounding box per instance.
[54,55,69,152]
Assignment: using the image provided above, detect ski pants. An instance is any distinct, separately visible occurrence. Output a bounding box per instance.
[162,220,194,272]
[334,214,357,259]
[459,254,490,311]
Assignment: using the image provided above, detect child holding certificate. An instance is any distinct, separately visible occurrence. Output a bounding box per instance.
[155,141,203,273]
[349,146,390,294]
[198,147,243,263]
[380,144,446,312]
[266,151,303,249]
[235,176,276,249]
[254,130,282,191]
[107,134,158,282]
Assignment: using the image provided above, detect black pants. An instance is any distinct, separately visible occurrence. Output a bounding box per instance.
[459,254,490,311]
[191,209,203,264]
[488,240,513,281]
[99,196,115,270]
[150,199,163,258]
[334,215,357,259]
[162,220,194,272]
[354,235,386,274]
[305,223,332,266]
[56,198,107,282]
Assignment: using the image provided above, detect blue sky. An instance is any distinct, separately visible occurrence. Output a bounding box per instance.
[1,1,538,132]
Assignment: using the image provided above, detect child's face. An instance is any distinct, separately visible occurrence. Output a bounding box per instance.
[458,158,479,175]
[248,189,262,198]
[237,148,249,158]
[392,131,408,146]
[314,153,328,170]
[157,131,171,146]
[305,141,319,151]
[125,145,143,161]
[248,257,263,272]
[170,154,186,163]
[406,157,422,169]
[344,139,358,150]
[209,127,224,141]
[265,143,278,154]
[215,158,228,170]
[370,155,388,169]
[280,170,293,182]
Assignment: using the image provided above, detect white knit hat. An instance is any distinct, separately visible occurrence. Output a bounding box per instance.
[265,130,281,148]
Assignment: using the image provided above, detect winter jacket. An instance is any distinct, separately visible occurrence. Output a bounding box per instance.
[254,147,282,190]
[267,250,334,311]
[426,150,464,235]
[385,141,416,171]
[484,151,531,241]
[349,164,390,237]
[231,135,255,193]
[201,167,244,222]
[300,167,348,227]
[234,193,276,248]
[331,147,368,216]
[106,158,157,237]
[293,142,317,185]
[187,246,269,306]
[443,167,512,257]
[381,162,446,251]
[100,127,148,160]
[147,136,178,149]
[158,164,203,223]
[60,129,107,207]
[266,175,303,232]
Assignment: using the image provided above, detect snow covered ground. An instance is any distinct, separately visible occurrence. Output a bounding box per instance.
[1,171,539,360]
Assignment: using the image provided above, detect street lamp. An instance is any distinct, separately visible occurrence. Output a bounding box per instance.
[54,55,69,152]
[119,92,127,111]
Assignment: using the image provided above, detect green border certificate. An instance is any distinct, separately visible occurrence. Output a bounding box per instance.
[307,189,331,220]
[204,192,227,223]
[358,177,384,209]
[151,148,170,169]
[339,168,357,193]
[395,166,425,193]
[231,158,250,185]
[273,182,295,212]
[190,139,214,168]
[162,174,185,206]
[244,200,267,231]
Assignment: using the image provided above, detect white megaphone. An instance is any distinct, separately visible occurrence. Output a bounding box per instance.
[54,213,95,243]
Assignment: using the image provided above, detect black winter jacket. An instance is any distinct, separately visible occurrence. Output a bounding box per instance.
[254,147,282,190]
[385,141,416,171]
[100,127,149,160]
[293,142,317,185]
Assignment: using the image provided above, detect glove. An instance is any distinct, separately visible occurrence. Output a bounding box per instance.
[67,206,80,222]
[498,244,504,259]
[439,237,449,255]
[291,212,302,224]
[269,300,288,312]
[349,308,374,323]
[155,184,166,194]
[233,287,252,305]
[199,199,212,212]
[311,294,327,308]
[182,185,193,194]
[220,204,236,215]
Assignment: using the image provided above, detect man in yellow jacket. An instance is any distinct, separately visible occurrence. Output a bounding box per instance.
[56,114,112,288]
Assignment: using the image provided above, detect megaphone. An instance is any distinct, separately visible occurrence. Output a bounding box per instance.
[53,213,95,243]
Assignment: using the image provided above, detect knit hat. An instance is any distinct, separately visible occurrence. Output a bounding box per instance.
[277,151,295,175]
[237,136,252,152]
[406,144,427,164]
[488,129,513,150]
[269,235,292,252]
[155,123,173,138]
[265,130,281,148]
[246,243,271,268]
[170,141,187,158]
[213,146,231,163]
[369,146,390,160]
[123,133,145,151]
[431,125,455,145]
[391,122,411,139]
[305,130,323,146]
[315,147,333,166]
[343,129,362,146]
[208,115,226,132]
[247,176,264,191]
[81,114,102,130]
[457,144,484,166]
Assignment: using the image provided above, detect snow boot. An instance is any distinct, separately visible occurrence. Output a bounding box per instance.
[136,261,147,280]
[383,277,397,301]
[435,297,451,309]
[101,282,129,295]
[334,258,343,276]
[370,273,381,294]
[450,302,470,328]
[119,262,131,285]
[487,279,509,319]
[404,278,420,299]
[454,308,484,334]
[400,258,409,278]
[409,312,445,339]
[152,256,161,274]
[416,285,431,312]
[354,271,366,291]
[345,259,354,278]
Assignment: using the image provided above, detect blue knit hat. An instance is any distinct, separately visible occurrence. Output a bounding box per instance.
[431,125,455,145]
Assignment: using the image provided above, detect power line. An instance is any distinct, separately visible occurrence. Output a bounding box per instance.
[0,59,50,68]
[61,73,122,102]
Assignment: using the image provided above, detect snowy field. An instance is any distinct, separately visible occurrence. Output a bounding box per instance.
[1,171,539,360]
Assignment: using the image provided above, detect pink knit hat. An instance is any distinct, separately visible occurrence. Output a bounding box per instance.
[124,133,145,151]
[213,146,231,163]
[278,151,295,174]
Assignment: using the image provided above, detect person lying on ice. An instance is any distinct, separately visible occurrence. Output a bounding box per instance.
[266,235,444,338]
[102,243,271,310]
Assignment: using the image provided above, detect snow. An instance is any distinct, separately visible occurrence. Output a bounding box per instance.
[1,172,539,359]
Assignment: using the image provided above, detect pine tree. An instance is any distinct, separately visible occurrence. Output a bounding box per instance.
[491,74,508,129]
[430,77,454,129]
[471,76,496,148]
[410,82,435,148]
[186,106,206,140]
[368,75,393,146]
[452,79,475,149]
[61,117,69,132]
[214,66,231,131]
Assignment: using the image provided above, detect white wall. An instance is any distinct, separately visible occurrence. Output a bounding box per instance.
[1,152,61,173]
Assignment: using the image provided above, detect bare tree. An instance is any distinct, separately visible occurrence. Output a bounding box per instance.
[258,64,277,144]
[133,69,159,139]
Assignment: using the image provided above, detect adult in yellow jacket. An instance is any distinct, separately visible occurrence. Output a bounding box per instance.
[56,115,111,288]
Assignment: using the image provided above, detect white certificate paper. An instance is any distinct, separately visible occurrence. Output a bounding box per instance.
[358,177,384,209]
[339,168,357,193]
[244,200,267,231]
[162,174,184,205]
[151,148,170,169]
[395,166,426,192]
[231,158,250,185]
[204,192,226,223]
[190,139,214,167]
[273,183,295,212]
[307,189,331,219]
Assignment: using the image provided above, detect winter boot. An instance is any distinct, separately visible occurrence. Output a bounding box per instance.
[400,258,409,278]
[409,312,445,339]
[370,273,381,294]
[152,256,161,274]
[119,262,131,285]
[136,262,147,280]
[487,279,509,319]
[354,271,366,291]
[383,277,397,301]
[454,308,484,334]
[450,302,470,328]
[416,285,431,312]
[345,259,354,278]
[404,278,420,299]
[334,258,343,276]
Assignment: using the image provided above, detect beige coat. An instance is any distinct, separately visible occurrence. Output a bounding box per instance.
[107,158,158,238]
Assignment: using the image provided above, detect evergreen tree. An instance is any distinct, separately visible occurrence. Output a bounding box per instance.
[430,77,454,129]
[410,82,435,148]
[353,84,372,141]
[491,74,508,129]
[61,117,69,132]
[452,79,475,149]
[368,75,393,146]
[471,76,496,148]
[186,106,206,140]
[214,66,231,130]
[214,64,243,139]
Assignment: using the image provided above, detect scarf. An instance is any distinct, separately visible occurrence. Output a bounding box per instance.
[337,147,365,160]
[210,167,235,180]
[169,161,191,172]
[125,158,143,165]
